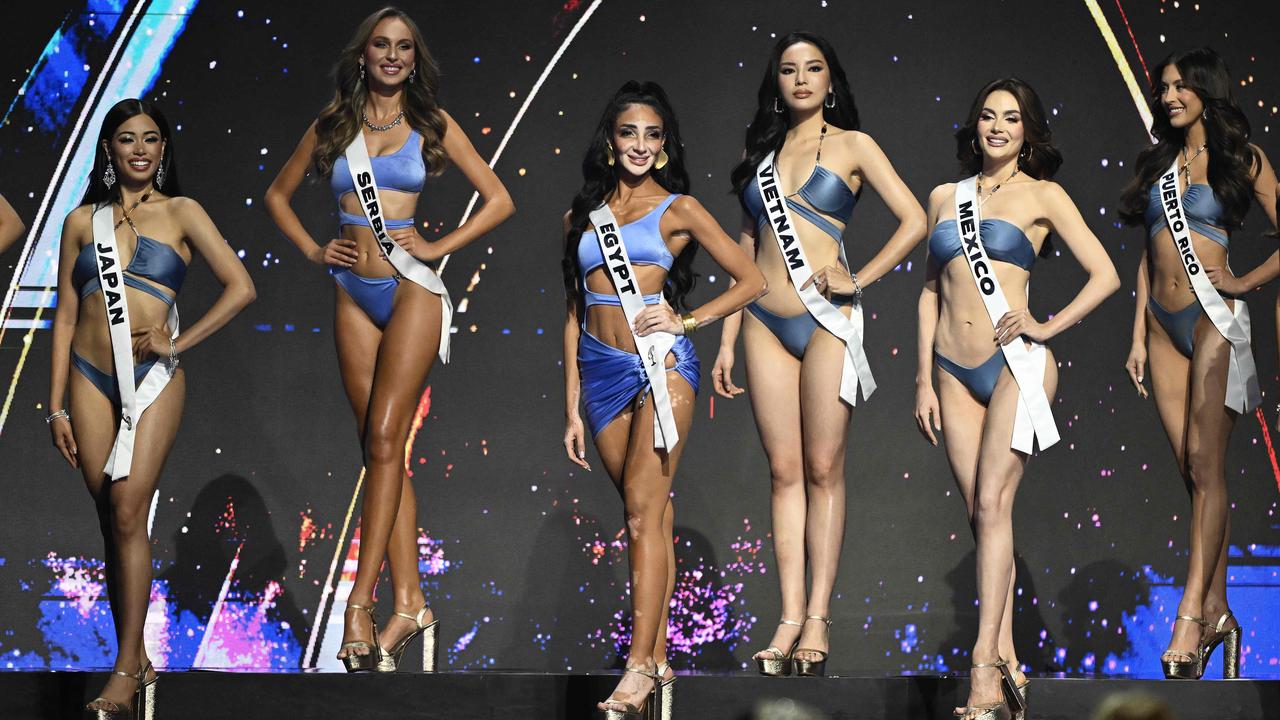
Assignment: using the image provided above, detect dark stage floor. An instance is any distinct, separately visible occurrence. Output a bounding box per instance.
[4,669,1277,719]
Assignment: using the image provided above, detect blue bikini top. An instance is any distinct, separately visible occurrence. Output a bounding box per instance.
[928,218,1036,273]
[72,234,187,305]
[331,129,426,230]
[1144,182,1229,248]
[578,194,679,308]
[742,164,858,244]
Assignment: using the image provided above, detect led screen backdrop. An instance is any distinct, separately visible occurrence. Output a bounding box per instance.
[0,0,1277,677]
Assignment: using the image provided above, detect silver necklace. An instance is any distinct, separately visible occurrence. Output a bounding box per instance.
[1180,143,1207,186]
[362,109,404,132]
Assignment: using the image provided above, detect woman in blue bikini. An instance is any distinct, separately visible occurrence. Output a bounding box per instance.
[714,31,925,677]
[916,78,1117,719]
[1119,47,1277,680]
[562,81,764,719]
[265,7,513,672]
[916,78,1117,720]
[48,99,255,718]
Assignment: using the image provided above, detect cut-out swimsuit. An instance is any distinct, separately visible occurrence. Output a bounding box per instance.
[329,129,426,329]
[71,234,186,402]
[575,194,700,436]
[1143,181,1231,357]
[927,218,1036,404]
[740,144,859,359]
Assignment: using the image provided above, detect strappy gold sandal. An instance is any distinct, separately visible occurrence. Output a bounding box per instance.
[84,660,156,720]
[376,603,439,673]
[599,665,661,720]
[1200,611,1241,679]
[954,659,1020,720]
[655,661,675,720]
[338,603,381,673]
[793,615,832,677]
[753,618,803,676]
[1162,615,1206,679]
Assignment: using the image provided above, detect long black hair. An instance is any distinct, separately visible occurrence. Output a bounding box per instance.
[730,31,859,210]
[81,99,182,206]
[562,81,696,313]
[1119,47,1258,229]
[956,77,1062,258]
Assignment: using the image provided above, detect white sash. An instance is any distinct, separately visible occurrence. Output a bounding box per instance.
[754,153,875,406]
[343,133,452,363]
[1156,162,1260,412]
[953,178,1059,453]
[587,203,680,450]
[91,204,181,480]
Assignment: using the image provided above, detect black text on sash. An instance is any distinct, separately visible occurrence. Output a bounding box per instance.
[1159,170,1199,276]
[757,164,803,271]
[957,200,996,296]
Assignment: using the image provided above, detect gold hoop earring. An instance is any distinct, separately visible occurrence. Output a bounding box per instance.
[655,149,669,170]
[971,137,980,155]
[606,142,615,167]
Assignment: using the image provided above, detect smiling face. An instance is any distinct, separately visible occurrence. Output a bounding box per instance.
[104,113,164,187]
[362,16,416,88]
[975,89,1026,165]
[1158,63,1204,130]
[611,103,664,178]
[776,42,831,113]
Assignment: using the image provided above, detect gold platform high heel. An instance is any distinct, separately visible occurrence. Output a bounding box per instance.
[599,665,661,720]
[1200,611,1242,679]
[953,659,1018,720]
[793,615,832,677]
[655,661,675,720]
[376,604,439,673]
[84,661,156,720]
[753,618,803,676]
[338,603,381,673]
[1012,676,1029,720]
[1162,615,1206,679]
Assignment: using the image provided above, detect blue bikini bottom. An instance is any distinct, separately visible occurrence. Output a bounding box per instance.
[577,330,700,437]
[745,295,854,360]
[935,350,1006,406]
[333,268,399,329]
[1147,297,1201,358]
[72,351,157,404]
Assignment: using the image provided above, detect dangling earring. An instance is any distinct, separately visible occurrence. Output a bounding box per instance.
[655,148,669,170]
[824,91,835,109]
[774,97,784,114]
[606,142,615,167]
[409,67,417,82]
[1201,108,1208,120]
[103,157,116,188]
[359,63,366,84]
[154,153,166,189]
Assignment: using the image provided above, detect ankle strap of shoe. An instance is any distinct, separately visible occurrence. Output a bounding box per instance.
[779,618,804,627]
[1212,611,1235,632]
[805,615,832,626]
[971,659,1008,670]
[623,665,662,681]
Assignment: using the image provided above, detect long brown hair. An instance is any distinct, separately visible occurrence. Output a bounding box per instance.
[312,7,448,178]
[1119,47,1258,230]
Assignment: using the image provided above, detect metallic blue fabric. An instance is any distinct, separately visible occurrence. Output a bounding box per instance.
[1148,297,1200,358]
[935,350,1006,405]
[577,330,700,437]
[332,267,398,329]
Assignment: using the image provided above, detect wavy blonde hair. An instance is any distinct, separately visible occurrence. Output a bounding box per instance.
[312,7,447,178]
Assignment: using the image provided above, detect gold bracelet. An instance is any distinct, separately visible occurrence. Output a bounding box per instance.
[681,313,698,335]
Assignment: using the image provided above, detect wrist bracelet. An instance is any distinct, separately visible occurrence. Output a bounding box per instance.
[681,313,698,335]
[45,409,69,425]
[168,337,180,372]
[850,272,864,300]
